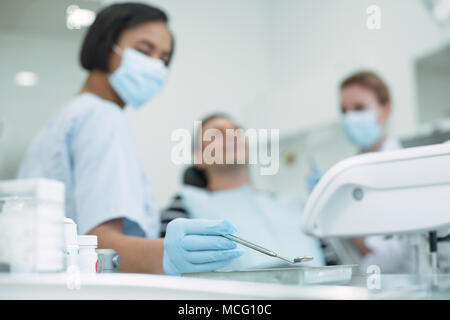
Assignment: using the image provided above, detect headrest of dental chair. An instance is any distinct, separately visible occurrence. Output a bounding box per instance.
[183,166,208,189]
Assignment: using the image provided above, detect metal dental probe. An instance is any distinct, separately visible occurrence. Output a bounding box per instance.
[222,234,313,264]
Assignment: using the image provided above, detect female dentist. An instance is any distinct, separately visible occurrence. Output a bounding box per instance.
[339,70,412,273]
[18,2,243,275]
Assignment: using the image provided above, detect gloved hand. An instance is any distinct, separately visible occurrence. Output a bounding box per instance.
[307,166,323,193]
[163,218,245,276]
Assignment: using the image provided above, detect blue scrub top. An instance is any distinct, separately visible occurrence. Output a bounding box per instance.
[18,93,160,237]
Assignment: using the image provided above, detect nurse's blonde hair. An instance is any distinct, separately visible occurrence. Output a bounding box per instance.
[340,71,391,106]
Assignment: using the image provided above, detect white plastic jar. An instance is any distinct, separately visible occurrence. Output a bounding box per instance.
[77,235,98,273]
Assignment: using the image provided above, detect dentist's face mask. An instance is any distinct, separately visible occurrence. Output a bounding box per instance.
[342,109,382,149]
[109,45,168,108]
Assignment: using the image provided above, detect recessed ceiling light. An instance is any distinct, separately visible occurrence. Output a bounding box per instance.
[66,5,96,30]
[424,0,450,26]
[433,0,450,22]
[14,71,38,87]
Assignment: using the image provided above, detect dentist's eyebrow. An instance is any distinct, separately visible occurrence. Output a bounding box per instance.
[136,39,156,50]
[137,39,172,56]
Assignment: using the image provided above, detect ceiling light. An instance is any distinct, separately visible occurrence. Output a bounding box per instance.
[424,0,450,27]
[14,72,38,87]
[66,5,96,30]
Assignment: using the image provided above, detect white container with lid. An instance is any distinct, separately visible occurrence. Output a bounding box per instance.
[77,235,98,273]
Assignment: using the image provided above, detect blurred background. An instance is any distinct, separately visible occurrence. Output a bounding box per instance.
[0,0,449,207]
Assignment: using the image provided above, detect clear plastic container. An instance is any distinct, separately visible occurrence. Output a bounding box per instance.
[0,179,65,273]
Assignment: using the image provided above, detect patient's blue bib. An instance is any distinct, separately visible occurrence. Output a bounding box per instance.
[180,184,325,270]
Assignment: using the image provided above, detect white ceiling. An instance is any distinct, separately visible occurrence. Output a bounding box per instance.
[0,0,103,37]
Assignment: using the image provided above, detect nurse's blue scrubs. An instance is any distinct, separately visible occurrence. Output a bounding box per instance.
[18,93,160,237]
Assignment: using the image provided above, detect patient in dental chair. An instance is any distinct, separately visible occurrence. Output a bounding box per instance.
[160,114,336,271]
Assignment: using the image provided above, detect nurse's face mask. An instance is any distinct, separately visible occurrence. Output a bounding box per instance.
[342,109,382,150]
[109,45,168,108]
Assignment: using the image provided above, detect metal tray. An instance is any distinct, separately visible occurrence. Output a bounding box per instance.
[183,265,357,286]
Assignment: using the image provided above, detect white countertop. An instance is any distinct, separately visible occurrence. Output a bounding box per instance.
[0,272,370,300]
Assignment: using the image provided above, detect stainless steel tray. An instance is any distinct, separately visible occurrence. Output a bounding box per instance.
[183,265,357,286]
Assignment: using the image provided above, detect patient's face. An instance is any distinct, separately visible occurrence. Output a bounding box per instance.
[199,117,248,167]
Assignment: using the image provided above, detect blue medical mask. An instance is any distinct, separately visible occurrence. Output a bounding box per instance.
[109,46,168,108]
[342,109,382,149]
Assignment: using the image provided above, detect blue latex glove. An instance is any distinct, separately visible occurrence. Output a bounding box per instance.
[163,218,245,276]
[307,166,323,193]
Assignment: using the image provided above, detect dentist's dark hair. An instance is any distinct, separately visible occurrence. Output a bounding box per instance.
[80,2,174,72]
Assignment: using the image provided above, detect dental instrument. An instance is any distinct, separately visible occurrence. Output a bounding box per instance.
[222,234,313,264]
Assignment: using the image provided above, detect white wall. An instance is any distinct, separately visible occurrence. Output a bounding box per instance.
[243,0,450,196]
[246,0,450,137]
[0,0,101,180]
[0,31,86,181]
[416,45,450,123]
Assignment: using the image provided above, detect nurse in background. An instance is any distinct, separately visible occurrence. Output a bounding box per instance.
[18,3,242,276]
[339,70,412,273]
[341,70,401,153]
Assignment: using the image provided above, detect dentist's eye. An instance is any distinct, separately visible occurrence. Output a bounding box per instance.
[137,49,150,56]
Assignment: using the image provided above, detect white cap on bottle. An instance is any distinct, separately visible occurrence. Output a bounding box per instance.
[63,218,78,246]
[78,235,98,247]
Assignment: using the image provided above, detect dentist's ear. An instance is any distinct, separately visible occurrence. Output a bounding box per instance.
[108,46,123,74]
[112,44,123,56]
